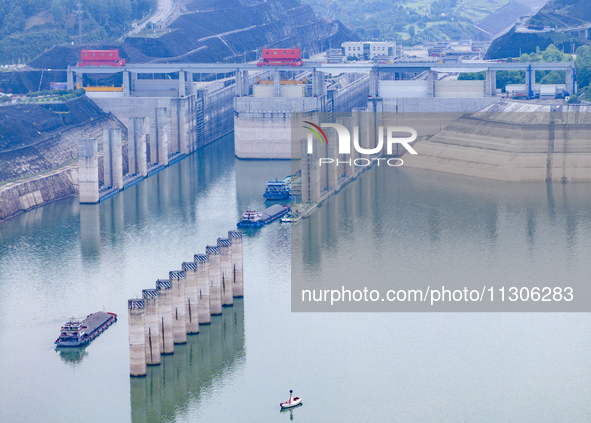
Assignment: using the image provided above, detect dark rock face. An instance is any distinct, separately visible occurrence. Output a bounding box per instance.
[29,0,354,69]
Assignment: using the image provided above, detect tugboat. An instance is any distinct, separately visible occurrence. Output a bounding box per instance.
[280,390,303,409]
[55,311,117,347]
[264,178,291,201]
[237,204,290,228]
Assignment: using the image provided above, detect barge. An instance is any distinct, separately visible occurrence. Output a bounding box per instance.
[55,311,117,347]
[264,177,291,200]
[263,175,300,201]
[237,204,290,228]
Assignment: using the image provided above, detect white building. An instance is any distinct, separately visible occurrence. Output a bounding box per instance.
[342,41,396,60]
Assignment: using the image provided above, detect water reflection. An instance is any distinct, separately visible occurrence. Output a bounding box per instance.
[280,403,303,421]
[56,346,88,365]
[293,165,591,311]
[301,166,591,269]
[78,135,237,263]
[130,298,245,423]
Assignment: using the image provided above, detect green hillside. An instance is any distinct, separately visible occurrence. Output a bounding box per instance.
[306,0,511,43]
[0,0,155,64]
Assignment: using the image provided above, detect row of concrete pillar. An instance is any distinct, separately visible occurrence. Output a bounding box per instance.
[300,109,375,203]
[79,102,195,203]
[128,230,244,376]
[368,67,576,98]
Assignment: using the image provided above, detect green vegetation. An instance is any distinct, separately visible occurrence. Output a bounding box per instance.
[528,0,591,30]
[0,0,156,64]
[25,88,85,101]
[307,0,509,44]
[574,46,591,100]
[459,44,575,91]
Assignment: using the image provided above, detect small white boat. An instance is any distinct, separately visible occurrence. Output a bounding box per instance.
[280,390,302,409]
[280,213,293,223]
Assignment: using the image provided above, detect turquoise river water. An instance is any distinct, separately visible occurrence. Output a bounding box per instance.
[0,135,589,422]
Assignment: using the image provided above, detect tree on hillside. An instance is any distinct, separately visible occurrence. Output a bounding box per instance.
[2,5,26,35]
[540,71,565,84]
[575,46,591,95]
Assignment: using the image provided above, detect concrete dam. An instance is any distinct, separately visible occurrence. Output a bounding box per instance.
[0,59,585,220]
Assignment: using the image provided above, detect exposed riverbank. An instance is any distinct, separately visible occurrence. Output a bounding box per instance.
[404,101,591,182]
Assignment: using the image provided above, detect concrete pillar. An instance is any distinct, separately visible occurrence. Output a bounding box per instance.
[156,279,174,354]
[194,254,211,323]
[75,72,83,89]
[129,117,148,177]
[169,270,187,344]
[131,72,137,92]
[566,66,576,95]
[236,70,249,96]
[312,70,325,97]
[78,138,99,204]
[236,69,242,96]
[178,71,186,97]
[149,112,157,166]
[327,141,338,190]
[157,108,169,166]
[369,69,379,98]
[103,128,112,187]
[181,262,200,334]
[228,231,243,297]
[367,97,383,113]
[301,138,321,203]
[103,128,124,189]
[178,98,189,154]
[142,289,161,366]
[186,72,194,95]
[273,70,281,97]
[353,107,378,164]
[339,117,356,178]
[525,65,535,99]
[123,71,130,97]
[242,70,249,96]
[150,108,169,166]
[486,70,496,97]
[217,238,233,306]
[67,69,74,91]
[128,298,147,377]
[206,246,222,315]
[428,71,437,97]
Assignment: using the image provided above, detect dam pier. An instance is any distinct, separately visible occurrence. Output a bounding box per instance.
[128,230,244,377]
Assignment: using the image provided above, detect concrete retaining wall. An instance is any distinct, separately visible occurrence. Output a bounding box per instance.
[405,102,591,182]
[333,75,369,112]
[0,166,78,221]
[234,97,321,159]
[381,97,499,113]
[435,80,486,98]
[379,80,429,98]
[203,85,236,147]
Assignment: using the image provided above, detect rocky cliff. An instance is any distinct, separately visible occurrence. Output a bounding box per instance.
[0,96,125,221]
